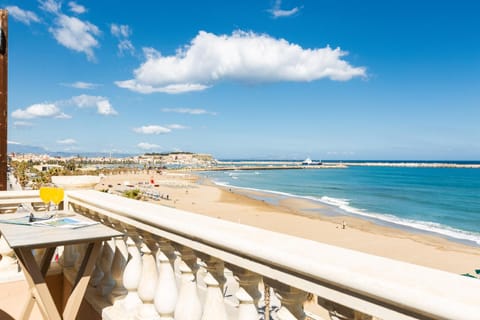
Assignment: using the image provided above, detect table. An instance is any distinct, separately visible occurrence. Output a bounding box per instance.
[0,213,123,320]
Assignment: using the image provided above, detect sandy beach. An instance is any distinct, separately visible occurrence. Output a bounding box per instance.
[96,171,480,275]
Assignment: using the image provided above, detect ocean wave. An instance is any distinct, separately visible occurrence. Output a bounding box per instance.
[211,179,480,245]
[316,196,480,245]
[319,196,350,207]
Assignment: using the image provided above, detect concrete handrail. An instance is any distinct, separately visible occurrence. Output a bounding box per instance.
[65,189,480,320]
[0,190,42,208]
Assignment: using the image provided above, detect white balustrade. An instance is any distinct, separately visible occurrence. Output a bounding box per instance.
[118,236,143,315]
[236,287,258,320]
[74,244,86,271]
[201,272,229,320]
[272,282,308,320]
[2,189,479,320]
[200,254,226,293]
[229,265,261,308]
[60,245,78,268]
[98,238,116,296]
[109,235,129,303]
[174,260,202,320]
[174,246,202,320]
[136,242,160,320]
[154,240,178,319]
[89,242,104,287]
[0,234,17,273]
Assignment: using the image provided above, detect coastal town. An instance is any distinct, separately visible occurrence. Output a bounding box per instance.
[8,151,480,192]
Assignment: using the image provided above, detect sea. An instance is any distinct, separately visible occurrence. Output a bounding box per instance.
[203,163,480,246]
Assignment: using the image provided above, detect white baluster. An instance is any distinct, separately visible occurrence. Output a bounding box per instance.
[136,242,160,320]
[201,272,228,320]
[0,234,17,272]
[109,235,129,303]
[118,236,143,315]
[228,266,261,319]
[200,254,226,292]
[59,245,77,268]
[175,260,202,320]
[273,283,308,320]
[153,240,177,319]
[98,238,116,296]
[74,244,86,271]
[237,288,258,320]
[230,266,261,307]
[174,247,202,320]
[89,242,104,287]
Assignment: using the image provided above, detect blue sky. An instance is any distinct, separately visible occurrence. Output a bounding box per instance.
[3,0,480,160]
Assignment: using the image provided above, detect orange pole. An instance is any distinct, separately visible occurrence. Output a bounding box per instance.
[0,10,7,191]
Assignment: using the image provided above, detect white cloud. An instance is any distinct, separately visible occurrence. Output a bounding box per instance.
[62,81,99,89]
[39,0,61,14]
[49,14,100,61]
[111,24,131,38]
[12,103,62,119]
[70,95,118,115]
[116,81,207,94]
[7,6,41,25]
[111,24,135,56]
[272,7,299,18]
[56,112,72,119]
[57,138,76,145]
[7,140,21,145]
[133,125,171,135]
[138,142,161,150]
[167,124,188,130]
[118,40,135,56]
[161,108,216,115]
[13,121,34,127]
[270,0,301,18]
[97,100,117,115]
[68,1,86,14]
[116,30,366,94]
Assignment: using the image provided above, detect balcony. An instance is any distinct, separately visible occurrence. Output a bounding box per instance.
[1,189,480,319]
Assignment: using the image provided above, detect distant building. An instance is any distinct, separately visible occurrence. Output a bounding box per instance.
[33,164,63,172]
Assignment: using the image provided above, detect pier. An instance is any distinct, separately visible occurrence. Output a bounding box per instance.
[203,161,347,171]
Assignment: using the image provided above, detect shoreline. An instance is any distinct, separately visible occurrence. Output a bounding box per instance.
[214,181,480,248]
[96,171,480,275]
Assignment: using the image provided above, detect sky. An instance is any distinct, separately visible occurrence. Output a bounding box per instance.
[2,0,480,160]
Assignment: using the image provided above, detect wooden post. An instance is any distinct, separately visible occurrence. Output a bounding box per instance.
[0,10,7,191]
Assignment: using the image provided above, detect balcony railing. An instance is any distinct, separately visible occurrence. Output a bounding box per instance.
[1,189,480,320]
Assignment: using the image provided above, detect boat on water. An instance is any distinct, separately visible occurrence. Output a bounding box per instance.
[302,157,322,166]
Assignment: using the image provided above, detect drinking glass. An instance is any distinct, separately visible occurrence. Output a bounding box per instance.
[51,188,64,218]
[39,186,53,211]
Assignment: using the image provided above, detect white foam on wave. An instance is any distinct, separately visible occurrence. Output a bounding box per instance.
[316,196,480,246]
[319,196,350,207]
[212,180,301,198]
[211,178,480,246]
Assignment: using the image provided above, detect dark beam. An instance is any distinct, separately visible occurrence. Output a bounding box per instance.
[0,10,7,191]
